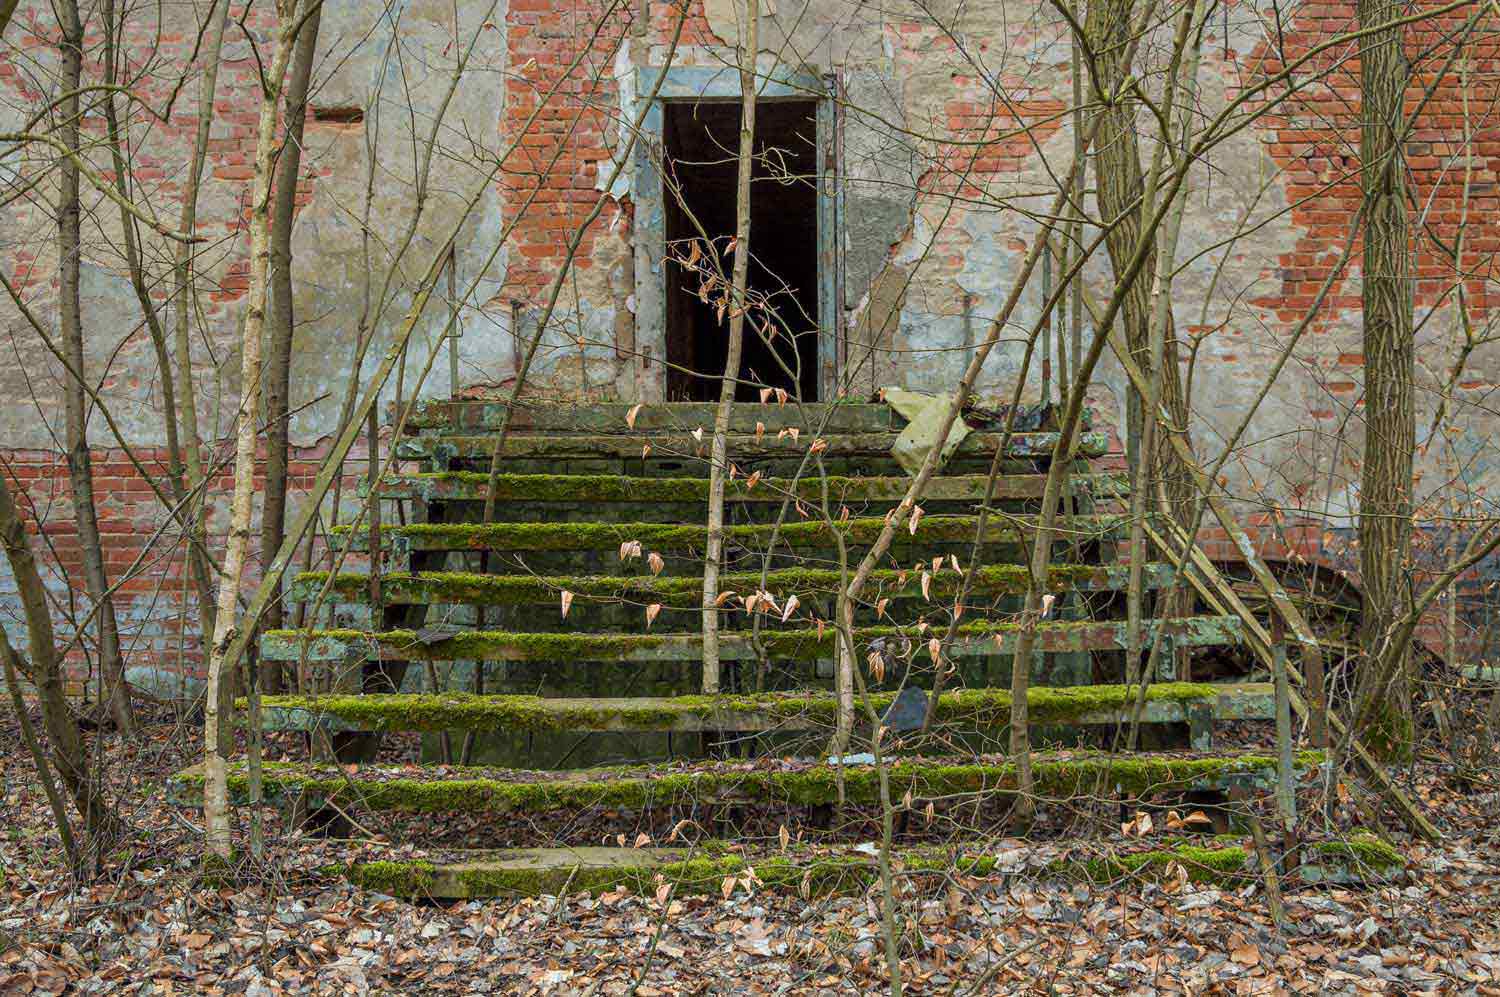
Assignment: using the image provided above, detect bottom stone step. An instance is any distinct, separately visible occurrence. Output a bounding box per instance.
[336,832,1403,899]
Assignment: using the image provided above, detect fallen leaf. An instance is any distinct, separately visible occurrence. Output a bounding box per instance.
[560,590,574,618]
[1231,945,1261,966]
[626,403,642,429]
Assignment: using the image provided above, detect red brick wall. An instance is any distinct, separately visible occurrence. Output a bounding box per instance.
[1,447,366,691]
[501,0,632,303]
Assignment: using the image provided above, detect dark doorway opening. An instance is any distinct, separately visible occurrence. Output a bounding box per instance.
[663,99,820,402]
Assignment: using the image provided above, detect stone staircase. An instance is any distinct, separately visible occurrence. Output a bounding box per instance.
[174,398,1320,895]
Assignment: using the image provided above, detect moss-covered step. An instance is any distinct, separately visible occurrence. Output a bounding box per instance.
[331,512,1128,554]
[166,748,1321,817]
[290,562,1170,609]
[396,430,1112,466]
[401,400,902,433]
[331,838,1270,900]
[251,680,1272,736]
[259,614,1241,667]
[371,470,1127,506]
[397,400,1078,435]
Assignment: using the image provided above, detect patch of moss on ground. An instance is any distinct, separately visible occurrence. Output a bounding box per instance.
[1358,700,1416,764]
[1313,832,1403,871]
[1059,844,1251,884]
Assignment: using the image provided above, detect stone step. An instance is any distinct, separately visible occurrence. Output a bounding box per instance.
[259,614,1242,667]
[251,680,1271,736]
[331,513,1129,555]
[325,831,1401,898]
[397,430,1111,467]
[166,748,1318,817]
[371,471,1127,506]
[397,399,1073,435]
[290,562,1169,609]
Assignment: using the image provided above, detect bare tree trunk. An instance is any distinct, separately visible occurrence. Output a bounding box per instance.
[1085,0,1196,532]
[172,0,232,649]
[1349,0,1415,754]
[2,628,78,865]
[701,0,758,699]
[96,0,226,676]
[260,1,323,694]
[0,0,19,39]
[55,0,131,734]
[0,472,115,839]
[203,0,305,862]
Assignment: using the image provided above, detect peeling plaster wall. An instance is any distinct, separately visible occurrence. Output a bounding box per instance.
[0,0,509,449]
[0,0,510,675]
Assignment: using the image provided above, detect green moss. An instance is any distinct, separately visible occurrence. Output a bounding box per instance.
[1360,700,1415,764]
[380,471,1121,505]
[263,627,666,663]
[250,682,1249,733]
[1313,833,1403,871]
[1060,844,1251,884]
[177,750,1320,817]
[341,840,1252,899]
[260,614,1240,666]
[346,859,437,895]
[331,513,1124,552]
[291,563,1152,608]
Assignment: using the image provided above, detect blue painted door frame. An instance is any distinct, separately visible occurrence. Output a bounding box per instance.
[631,66,841,400]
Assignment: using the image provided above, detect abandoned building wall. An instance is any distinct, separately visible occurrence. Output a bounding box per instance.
[0,0,1497,678]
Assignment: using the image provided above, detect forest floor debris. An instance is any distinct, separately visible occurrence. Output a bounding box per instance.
[2,708,1499,995]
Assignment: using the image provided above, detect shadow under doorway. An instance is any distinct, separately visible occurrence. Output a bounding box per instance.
[662,98,821,402]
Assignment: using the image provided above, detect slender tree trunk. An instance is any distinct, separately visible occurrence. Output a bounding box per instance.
[1,630,77,866]
[203,0,305,861]
[1350,0,1415,752]
[96,0,227,677]
[260,1,323,694]
[172,0,231,650]
[701,0,758,699]
[1085,0,1196,533]
[55,0,132,734]
[0,473,115,839]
